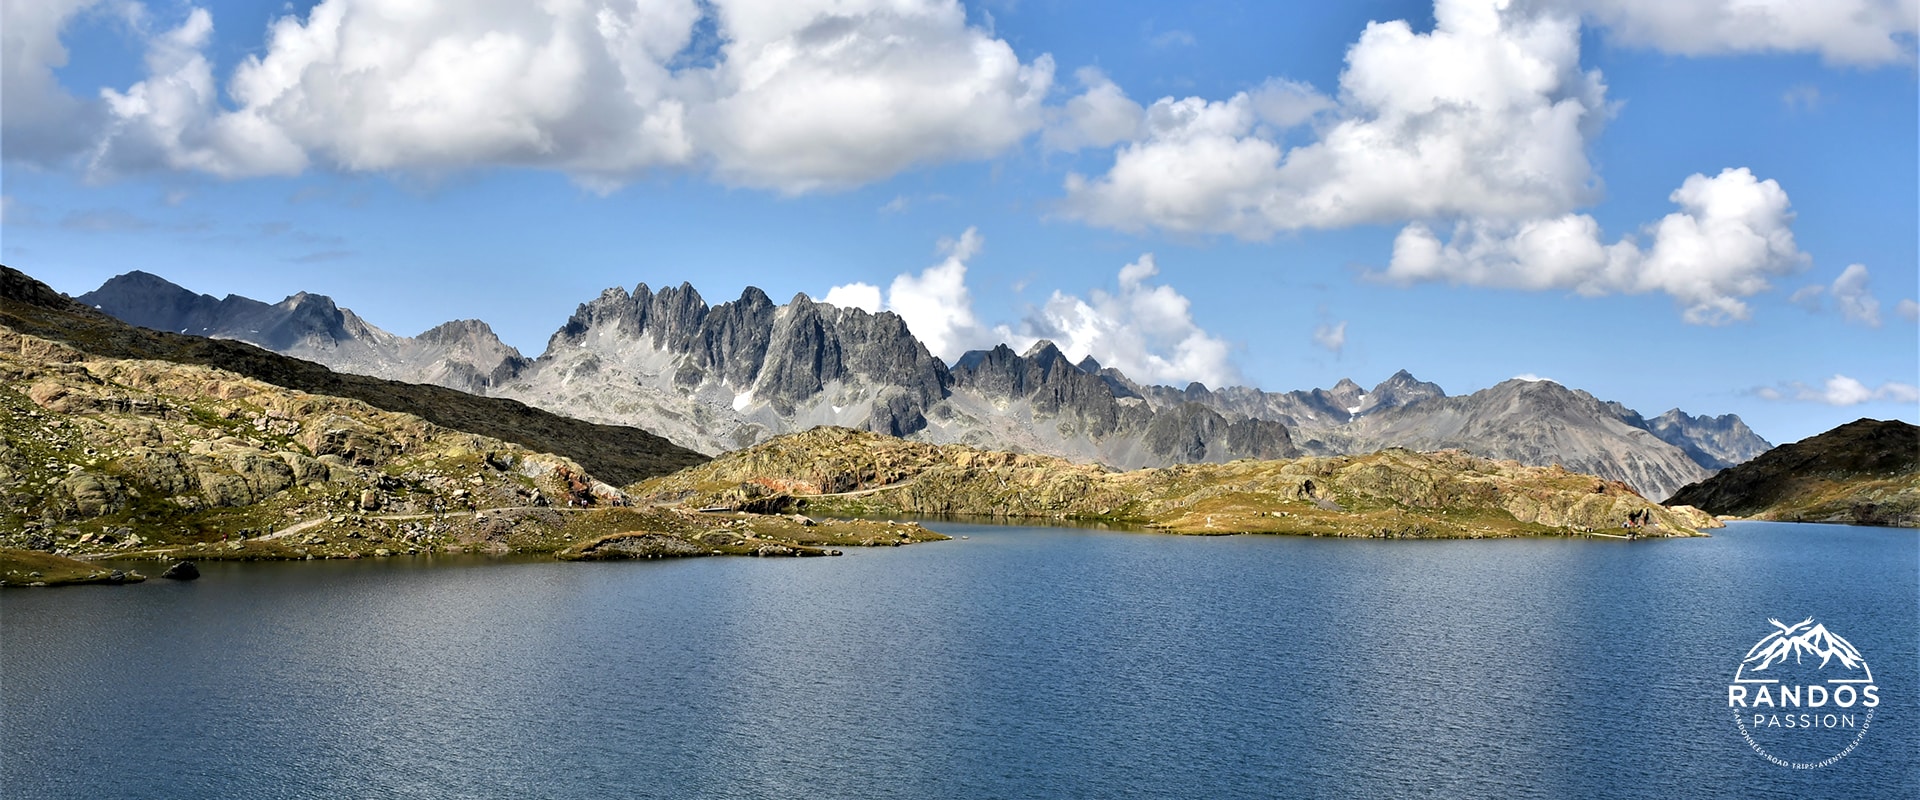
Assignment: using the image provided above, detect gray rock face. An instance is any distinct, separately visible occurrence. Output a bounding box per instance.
[933,341,1293,467]
[1135,368,1443,429]
[519,283,952,451]
[1640,409,1772,470]
[81,271,1767,496]
[1299,378,1749,501]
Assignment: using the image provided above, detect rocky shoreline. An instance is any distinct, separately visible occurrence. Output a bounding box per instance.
[1,507,949,587]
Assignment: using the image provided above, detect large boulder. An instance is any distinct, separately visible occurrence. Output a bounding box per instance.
[56,473,128,518]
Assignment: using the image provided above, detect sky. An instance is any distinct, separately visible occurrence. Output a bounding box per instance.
[2,0,1916,446]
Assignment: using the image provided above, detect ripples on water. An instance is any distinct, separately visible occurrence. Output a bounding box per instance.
[3,522,1914,799]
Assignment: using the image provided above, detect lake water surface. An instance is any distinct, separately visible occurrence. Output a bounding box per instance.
[3,521,1915,798]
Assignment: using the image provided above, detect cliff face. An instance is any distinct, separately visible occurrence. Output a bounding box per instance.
[1665,418,1919,526]
[634,427,1717,539]
[515,284,952,450]
[1642,409,1771,471]
[463,282,1296,465]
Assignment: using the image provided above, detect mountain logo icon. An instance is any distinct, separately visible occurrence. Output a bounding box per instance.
[1734,617,1874,684]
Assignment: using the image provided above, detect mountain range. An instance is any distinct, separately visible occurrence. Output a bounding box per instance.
[77,271,1772,499]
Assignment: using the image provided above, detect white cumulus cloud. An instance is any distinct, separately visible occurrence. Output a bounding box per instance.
[1781,264,1890,325]
[825,228,994,361]
[826,237,1239,387]
[695,0,1054,192]
[1,0,109,165]
[1041,67,1145,152]
[1380,167,1807,325]
[821,282,882,313]
[1899,298,1919,323]
[1061,0,1606,238]
[75,0,1053,192]
[1563,0,1919,66]
[1829,264,1882,327]
[1008,254,1240,388]
[1755,375,1920,406]
[1312,320,1348,356]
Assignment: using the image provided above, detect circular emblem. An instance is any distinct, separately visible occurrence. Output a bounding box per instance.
[1727,617,1879,769]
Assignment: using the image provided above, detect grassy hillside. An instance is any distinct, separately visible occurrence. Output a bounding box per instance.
[1665,418,1918,527]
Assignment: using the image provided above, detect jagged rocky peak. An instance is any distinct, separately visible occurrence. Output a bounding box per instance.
[418,318,504,345]
[1325,378,1366,410]
[1645,407,1773,470]
[1366,370,1445,410]
[1022,338,1068,362]
[1076,355,1103,374]
[531,276,950,441]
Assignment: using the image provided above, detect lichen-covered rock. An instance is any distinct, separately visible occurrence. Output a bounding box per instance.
[56,473,128,518]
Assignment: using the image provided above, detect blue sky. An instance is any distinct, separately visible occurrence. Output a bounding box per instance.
[3,0,1915,446]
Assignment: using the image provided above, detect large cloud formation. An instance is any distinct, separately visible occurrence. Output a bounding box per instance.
[1055,0,1915,238]
[9,0,1914,192]
[16,0,1054,192]
[1380,168,1809,325]
[1010,254,1240,388]
[1059,0,1609,237]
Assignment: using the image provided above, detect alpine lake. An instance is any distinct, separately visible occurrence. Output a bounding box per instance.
[3,520,1914,799]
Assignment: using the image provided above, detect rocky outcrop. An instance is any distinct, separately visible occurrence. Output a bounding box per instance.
[1666,418,1918,526]
[0,322,632,552]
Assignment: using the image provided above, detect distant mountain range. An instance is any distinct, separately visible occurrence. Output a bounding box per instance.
[78,270,1772,499]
